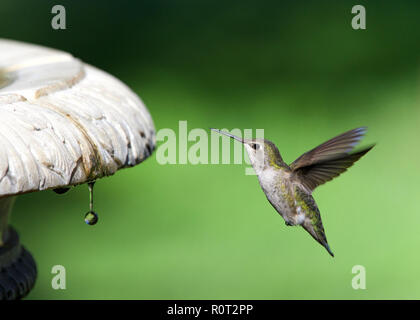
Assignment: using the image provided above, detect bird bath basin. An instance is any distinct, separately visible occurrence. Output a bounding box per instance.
[0,39,156,299]
[0,71,11,89]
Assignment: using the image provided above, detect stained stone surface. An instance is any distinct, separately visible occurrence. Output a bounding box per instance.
[0,39,156,197]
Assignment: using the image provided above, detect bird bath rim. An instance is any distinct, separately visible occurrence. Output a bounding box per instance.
[0,70,13,89]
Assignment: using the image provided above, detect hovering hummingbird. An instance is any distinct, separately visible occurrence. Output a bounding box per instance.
[211,127,374,257]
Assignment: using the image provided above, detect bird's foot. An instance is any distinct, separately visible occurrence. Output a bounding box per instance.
[285,221,293,226]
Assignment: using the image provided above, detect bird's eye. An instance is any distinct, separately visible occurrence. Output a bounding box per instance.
[251,143,259,150]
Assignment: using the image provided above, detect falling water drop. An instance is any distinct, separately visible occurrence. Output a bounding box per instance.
[84,211,98,225]
[84,181,98,226]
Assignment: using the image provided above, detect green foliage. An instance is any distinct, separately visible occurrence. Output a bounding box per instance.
[3,0,420,299]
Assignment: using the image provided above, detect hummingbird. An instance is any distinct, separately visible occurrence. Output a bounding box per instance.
[211,127,374,257]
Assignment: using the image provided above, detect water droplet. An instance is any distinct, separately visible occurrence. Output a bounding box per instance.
[84,181,98,226]
[84,211,98,225]
[53,187,70,194]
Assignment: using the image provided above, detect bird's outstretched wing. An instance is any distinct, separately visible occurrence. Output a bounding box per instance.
[290,127,374,192]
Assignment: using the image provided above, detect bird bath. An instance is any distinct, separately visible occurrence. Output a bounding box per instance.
[0,39,156,299]
[0,71,11,89]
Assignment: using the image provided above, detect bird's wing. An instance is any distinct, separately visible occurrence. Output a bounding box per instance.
[294,186,334,257]
[290,127,367,170]
[289,127,373,192]
[292,146,374,192]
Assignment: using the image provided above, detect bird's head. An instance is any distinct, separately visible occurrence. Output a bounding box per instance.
[211,128,283,174]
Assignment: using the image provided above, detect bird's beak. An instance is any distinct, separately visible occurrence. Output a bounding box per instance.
[210,128,244,143]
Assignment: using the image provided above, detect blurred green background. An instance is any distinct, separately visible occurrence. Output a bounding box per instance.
[1,0,420,299]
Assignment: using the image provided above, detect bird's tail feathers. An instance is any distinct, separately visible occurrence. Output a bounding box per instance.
[302,221,334,257]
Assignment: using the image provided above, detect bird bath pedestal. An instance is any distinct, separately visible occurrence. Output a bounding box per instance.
[0,197,37,299]
[0,39,156,299]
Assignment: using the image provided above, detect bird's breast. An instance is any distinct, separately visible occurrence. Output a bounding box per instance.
[258,168,296,223]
